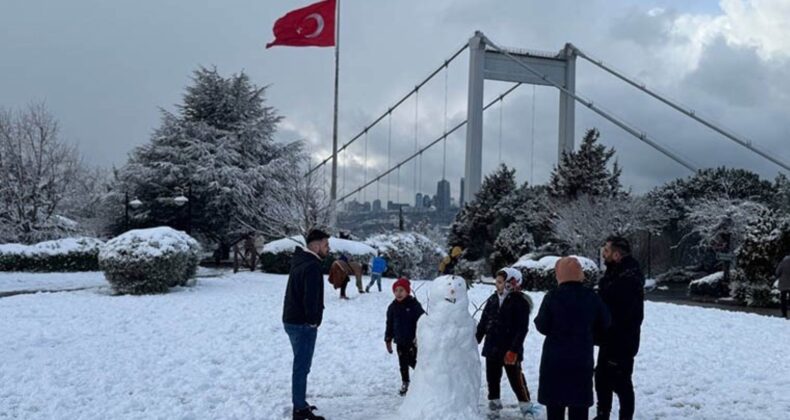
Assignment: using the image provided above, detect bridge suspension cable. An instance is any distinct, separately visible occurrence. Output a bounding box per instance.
[306,42,469,177]
[482,35,698,172]
[338,82,523,203]
[571,45,789,173]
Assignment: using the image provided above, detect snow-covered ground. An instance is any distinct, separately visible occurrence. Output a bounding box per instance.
[1,271,789,419]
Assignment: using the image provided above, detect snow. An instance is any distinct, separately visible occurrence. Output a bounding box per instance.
[512,254,598,272]
[99,227,199,260]
[400,276,481,420]
[1,271,789,419]
[690,272,724,286]
[0,271,107,293]
[0,237,103,257]
[262,235,375,256]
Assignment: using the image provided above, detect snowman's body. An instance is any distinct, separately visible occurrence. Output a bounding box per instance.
[398,275,481,420]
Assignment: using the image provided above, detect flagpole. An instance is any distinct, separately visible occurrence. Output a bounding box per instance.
[329,0,340,228]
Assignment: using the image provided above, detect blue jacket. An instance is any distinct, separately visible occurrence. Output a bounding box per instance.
[371,256,387,274]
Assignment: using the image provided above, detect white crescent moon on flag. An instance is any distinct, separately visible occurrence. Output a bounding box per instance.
[303,13,325,38]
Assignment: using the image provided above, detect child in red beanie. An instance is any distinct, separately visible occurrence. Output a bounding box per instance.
[384,277,425,396]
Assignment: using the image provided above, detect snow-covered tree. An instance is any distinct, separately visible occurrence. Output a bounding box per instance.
[552,194,669,259]
[448,164,516,262]
[682,198,767,252]
[773,173,790,214]
[733,209,790,306]
[119,67,299,254]
[548,128,623,199]
[0,104,83,243]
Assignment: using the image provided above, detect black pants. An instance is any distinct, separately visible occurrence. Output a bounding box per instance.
[547,405,588,420]
[781,291,790,318]
[595,352,635,420]
[339,279,348,298]
[396,343,417,383]
[485,356,531,402]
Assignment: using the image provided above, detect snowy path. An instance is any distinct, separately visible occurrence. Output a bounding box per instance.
[1,272,788,419]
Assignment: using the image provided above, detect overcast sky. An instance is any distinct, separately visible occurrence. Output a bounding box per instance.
[2,0,788,203]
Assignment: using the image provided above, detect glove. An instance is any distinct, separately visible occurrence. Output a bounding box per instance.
[504,351,518,365]
[386,340,393,354]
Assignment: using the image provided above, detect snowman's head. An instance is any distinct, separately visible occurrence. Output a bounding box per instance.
[428,275,469,312]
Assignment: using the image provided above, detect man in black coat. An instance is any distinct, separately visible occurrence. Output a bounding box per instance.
[282,229,330,420]
[536,257,610,420]
[594,236,645,420]
[476,267,539,419]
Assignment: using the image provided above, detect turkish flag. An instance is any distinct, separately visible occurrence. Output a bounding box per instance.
[266,0,336,48]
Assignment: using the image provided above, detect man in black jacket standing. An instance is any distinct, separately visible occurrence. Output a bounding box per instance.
[283,229,330,420]
[595,236,645,420]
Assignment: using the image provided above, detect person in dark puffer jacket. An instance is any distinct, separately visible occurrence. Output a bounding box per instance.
[476,267,540,419]
[385,277,424,396]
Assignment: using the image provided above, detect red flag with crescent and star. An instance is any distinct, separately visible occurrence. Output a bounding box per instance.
[266,0,336,48]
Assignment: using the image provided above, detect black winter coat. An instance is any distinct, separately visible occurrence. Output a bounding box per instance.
[282,247,325,326]
[385,296,424,345]
[535,281,610,407]
[597,255,645,361]
[475,291,532,361]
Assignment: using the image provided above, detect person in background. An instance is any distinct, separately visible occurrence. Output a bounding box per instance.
[439,246,463,275]
[328,254,352,300]
[366,252,388,292]
[776,253,790,319]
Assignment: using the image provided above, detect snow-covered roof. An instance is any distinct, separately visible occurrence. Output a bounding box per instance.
[0,237,104,257]
[262,235,375,256]
[99,227,199,261]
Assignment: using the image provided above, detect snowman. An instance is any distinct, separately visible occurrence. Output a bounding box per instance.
[398,275,481,420]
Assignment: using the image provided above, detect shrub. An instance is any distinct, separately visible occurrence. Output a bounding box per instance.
[688,271,728,298]
[513,255,600,291]
[0,237,104,272]
[99,227,201,295]
[260,236,375,274]
[365,232,445,280]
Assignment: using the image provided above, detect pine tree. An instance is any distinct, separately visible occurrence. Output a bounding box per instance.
[120,67,299,253]
[548,128,622,199]
[448,164,517,262]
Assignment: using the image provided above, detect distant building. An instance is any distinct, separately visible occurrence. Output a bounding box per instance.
[372,199,382,213]
[415,193,423,210]
[422,194,432,209]
[436,179,451,212]
[460,177,465,207]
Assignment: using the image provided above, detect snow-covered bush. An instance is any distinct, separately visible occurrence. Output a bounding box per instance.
[732,210,790,306]
[454,258,488,284]
[365,232,445,280]
[655,266,710,284]
[513,255,600,291]
[99,227,201,295]
[0,237,104,272]
[490,224,535,272]
[688,271,728,298]
[259,236,375,274]
[729,271,779,307]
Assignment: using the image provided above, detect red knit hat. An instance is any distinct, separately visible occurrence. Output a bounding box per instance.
[392,277,411,294]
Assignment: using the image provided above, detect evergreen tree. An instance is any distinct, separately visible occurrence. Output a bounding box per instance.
[120,67,299,253]
[448,164,517,263]
[548,128,623,199]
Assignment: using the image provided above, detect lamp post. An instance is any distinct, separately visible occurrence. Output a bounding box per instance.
[173,186,190,234]
[124,193,143,232]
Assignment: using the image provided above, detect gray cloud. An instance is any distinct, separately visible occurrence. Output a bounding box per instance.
[0,0,787,204]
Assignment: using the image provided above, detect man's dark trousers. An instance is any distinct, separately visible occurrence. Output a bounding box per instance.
[595,350,635,420]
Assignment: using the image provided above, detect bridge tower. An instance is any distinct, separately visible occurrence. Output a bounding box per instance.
[465,31,576,200]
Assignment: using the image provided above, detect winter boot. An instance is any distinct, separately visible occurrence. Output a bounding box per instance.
[487,399,503,419]
[398,381,409,396]
[593,408,610,420]
[519,401,540,420]
[293,406,325,420]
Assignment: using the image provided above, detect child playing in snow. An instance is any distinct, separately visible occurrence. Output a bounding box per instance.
[385,277,425,396]
[476,267,540,419]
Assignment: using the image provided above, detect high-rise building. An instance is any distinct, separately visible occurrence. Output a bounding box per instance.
[422,194,432,209]
[460,177,465,208]
[436,179,451,212]
[415,193,423,210]
[372,199,382,213]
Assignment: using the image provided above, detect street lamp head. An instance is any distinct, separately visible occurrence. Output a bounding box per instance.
[129,198,143,209]
[174,194,189,206]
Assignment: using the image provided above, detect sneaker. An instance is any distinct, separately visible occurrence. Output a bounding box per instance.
[519,401,540,420]
[293,406,325,420]
[398,382,409,396]
[488,399,503,411]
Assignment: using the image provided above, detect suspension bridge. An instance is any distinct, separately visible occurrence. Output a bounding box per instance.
[306,31,789,222]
